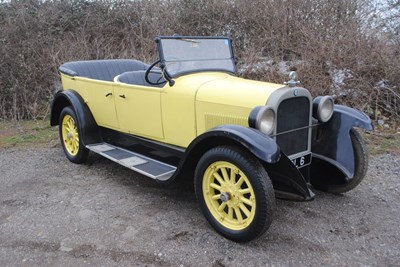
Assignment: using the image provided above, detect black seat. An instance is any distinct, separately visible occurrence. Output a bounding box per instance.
[59,59,149,82]
[117,71,166,88]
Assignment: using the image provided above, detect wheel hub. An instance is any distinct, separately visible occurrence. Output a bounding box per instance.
[220,192,230,202]
[67,132,73,139]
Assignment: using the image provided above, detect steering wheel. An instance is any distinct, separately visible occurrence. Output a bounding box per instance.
[145,60,167,86]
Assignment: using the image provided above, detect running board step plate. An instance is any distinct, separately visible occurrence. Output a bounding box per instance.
[86,143,176,181]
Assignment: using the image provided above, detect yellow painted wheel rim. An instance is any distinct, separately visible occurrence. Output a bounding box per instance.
[202,161,256,231]
[61,114,79,157]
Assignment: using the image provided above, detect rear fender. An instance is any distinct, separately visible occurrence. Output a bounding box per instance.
[50,89,101,145]
[311,105,373,179]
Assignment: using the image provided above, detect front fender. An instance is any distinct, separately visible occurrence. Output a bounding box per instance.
[188,125,281,163]
[172,125,280,182]
[311,105,373,178]
[50,89,101,145]
[175,125,313,201]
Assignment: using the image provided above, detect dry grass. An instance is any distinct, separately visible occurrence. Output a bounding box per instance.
[0,120,57,148]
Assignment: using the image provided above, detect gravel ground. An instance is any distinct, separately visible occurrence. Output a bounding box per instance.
[0,144,399,267]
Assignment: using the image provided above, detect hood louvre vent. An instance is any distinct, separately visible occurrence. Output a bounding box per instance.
[205,113,248,130]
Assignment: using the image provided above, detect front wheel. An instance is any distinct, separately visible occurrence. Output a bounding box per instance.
[194,146,275,242]
[59,106,89,163]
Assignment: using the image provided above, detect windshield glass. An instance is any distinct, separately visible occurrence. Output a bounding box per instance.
[158,37,236,77]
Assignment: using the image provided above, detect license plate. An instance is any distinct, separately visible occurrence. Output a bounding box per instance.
[291,154,311,168]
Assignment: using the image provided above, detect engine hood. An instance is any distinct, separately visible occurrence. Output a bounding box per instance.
[194,73,284,108]
[176,72,287,134]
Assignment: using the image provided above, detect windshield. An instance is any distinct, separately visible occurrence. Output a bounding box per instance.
[157,37,236,77]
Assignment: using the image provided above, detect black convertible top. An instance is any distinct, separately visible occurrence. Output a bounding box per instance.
[59,59,149,82]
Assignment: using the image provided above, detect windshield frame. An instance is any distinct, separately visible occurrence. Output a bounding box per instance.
[156,36,237,78]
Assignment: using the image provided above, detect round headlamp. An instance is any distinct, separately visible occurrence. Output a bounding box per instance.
[249,106,275,135]
[313,96,334,122]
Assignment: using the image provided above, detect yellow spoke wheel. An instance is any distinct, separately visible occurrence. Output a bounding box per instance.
[59,106,89,164]
[203,161,256,230]
[195,146,275,242]
[61,114,79,156]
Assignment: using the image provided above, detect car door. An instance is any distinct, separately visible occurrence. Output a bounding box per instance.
[74,79,120,130]
[114,83,164,139]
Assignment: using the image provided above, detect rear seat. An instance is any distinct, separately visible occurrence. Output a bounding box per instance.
[116,70,166,88]
[59,59,149,82]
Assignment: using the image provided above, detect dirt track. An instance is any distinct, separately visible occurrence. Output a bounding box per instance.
[0,144,399,266]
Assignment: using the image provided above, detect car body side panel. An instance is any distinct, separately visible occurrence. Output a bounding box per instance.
[60,74,119,129]
[114,83,164,139]
[160,74,221,147]
[196,102,250,133]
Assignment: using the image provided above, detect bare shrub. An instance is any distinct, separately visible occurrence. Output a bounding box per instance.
[0,0,398,123]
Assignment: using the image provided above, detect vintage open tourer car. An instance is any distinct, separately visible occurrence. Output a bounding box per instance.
[50,36,373,242]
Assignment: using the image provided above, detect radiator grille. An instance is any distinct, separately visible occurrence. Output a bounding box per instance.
[276,97,310,156]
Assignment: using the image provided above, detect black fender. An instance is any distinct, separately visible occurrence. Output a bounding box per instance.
[181,125,281,167]
[50,89,101,145]
[264,156,315,201]
[175,125,314,201]
[311,104,373,179]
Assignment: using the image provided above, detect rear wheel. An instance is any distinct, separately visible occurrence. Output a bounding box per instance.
[195,146,275,242]
[59,106,89,163]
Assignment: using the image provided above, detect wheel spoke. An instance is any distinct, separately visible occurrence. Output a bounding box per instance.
[213,172,224,185]
[218,201,227,212]
[221,167,229,182]
[211,194,221,200]
[64,123,70,133]
[239,188,251,195]
[240,196,253,207]
[234,207,243,221]
[228,206,233,219]
[235,175,245,187]
[210,183,221,191]
[230,169,236,183]
[68,139,74,153]
[239,203,251,217]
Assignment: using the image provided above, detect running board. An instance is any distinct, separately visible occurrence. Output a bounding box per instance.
[86,143,176,181]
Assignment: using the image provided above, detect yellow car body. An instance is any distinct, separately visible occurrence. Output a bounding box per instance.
[60,72,283,148]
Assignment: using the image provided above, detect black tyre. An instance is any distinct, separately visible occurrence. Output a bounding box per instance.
[194,146,275,242]
[323,128,368,194]
[59,106,89,164]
